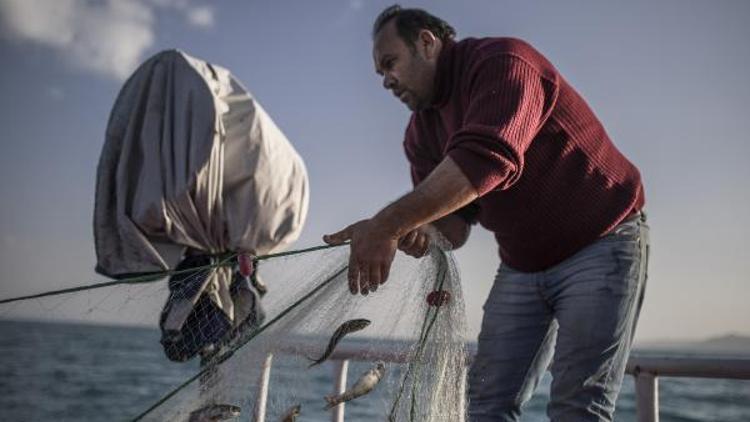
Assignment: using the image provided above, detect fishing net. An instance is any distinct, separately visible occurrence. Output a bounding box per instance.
[0,48,468,420]
[0,240,469,422]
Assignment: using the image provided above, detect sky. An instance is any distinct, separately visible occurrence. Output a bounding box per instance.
[0,0,749,343]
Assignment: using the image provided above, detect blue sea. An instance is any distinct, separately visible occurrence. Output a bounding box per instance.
[0,320,748,421]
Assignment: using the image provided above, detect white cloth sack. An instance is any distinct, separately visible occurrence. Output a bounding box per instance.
[94,49,309,322]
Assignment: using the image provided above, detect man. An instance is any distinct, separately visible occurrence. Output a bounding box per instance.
[323,5,649,422]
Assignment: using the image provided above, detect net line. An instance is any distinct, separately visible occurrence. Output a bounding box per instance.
[0,241,465,421]
[133,248,455,422]
[0,243,347,306]
[389,250,448,422]
[130,263,350,421]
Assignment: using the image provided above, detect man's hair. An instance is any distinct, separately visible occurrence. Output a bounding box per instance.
[372,5,456,48]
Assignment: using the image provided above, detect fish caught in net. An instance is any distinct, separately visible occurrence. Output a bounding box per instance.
[0,242,469,421]
[134,240,469,422]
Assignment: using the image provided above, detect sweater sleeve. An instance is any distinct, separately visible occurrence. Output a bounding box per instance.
[403,115,436,186]
[403,115,480,225]
[446,55,553,196]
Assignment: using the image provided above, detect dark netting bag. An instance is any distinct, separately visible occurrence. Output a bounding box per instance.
[159,255,265,362]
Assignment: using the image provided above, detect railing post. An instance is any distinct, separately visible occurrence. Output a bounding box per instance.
[634,372,659,422]
[331,359,349,422]
[253,353,273,422]
[458,365,467,422]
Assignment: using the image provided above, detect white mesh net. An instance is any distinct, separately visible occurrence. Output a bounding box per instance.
[0,243,469,422]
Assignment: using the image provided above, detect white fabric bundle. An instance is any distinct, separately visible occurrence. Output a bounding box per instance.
[94,49,308,321]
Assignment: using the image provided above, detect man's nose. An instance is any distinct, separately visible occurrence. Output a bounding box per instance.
[382,75,396,90]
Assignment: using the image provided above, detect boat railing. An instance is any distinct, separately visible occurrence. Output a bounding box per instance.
[251,342,750,422]
[625,354,750,422]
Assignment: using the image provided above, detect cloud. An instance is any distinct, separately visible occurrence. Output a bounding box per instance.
[185,6,214,28]
[0,0,153,80]
[149,0,215,29]
[0,0,215,81]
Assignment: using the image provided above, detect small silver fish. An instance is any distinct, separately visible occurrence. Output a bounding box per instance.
[188,403,241,421]
[279,404,301,422]
[308,318,370,368]
[324,361,385,410]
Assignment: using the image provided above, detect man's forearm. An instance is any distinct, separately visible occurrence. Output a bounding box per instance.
[373,156,479,239]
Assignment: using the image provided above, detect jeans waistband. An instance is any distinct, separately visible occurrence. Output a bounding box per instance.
[623,209,647,224]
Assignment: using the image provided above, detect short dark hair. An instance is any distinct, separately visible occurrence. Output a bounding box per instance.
[372,5,456,48]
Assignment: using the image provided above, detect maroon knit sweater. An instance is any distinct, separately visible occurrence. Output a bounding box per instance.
[404,37,645,272]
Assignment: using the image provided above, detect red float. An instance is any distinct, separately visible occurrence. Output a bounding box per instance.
[238,253,255,277]
[426,290,451,307]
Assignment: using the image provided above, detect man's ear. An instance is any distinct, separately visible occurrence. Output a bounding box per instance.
[418,29,439,59]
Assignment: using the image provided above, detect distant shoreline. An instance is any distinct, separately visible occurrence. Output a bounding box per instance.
[634,334,750,357]
[2,318,749,358]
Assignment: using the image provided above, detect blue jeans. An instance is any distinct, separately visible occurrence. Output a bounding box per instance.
[468,213,649,421]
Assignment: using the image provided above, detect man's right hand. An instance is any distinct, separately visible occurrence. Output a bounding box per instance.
[398,226,432,258]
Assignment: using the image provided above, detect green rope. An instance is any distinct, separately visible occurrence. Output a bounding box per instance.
[409,263,447,421]
[388,250,449,421]
[255,242,348,261]
[0,257,236,306]
[0,243,348,306]
[130,264,349,421]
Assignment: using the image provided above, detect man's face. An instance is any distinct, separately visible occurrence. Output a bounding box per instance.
[373,20,438,111]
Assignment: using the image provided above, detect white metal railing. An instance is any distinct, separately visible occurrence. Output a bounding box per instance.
[252,343,750,422]
[625,354,750,422]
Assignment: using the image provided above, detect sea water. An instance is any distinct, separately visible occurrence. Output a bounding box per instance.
[0,320,748,421]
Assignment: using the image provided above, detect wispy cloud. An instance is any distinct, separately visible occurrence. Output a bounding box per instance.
[150,0,215,28]
[185,6,214,28]
[0,0,215,81]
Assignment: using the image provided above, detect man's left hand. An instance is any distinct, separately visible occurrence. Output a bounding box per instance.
[323,219,398,296]
[398,226,432,258]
